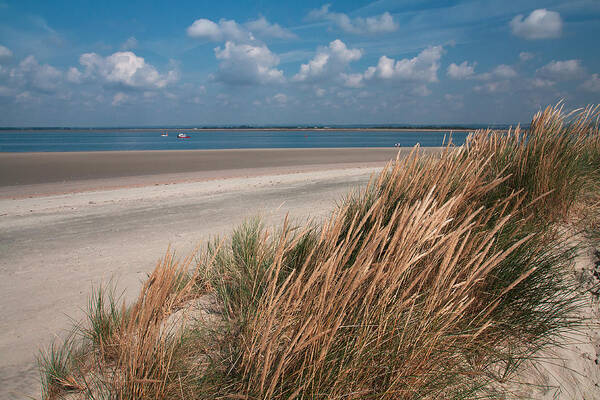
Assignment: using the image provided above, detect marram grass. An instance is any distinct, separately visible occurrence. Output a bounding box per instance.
[40,103,600,399]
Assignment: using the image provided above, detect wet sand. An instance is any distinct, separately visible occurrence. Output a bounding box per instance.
[0,147,425,188]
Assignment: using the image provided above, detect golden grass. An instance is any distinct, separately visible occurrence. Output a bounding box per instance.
[40,103,600,399]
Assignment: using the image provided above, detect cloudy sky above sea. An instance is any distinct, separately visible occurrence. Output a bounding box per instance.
[0,0,599,126]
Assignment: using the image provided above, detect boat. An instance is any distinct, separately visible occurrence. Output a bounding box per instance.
[177,133,191,139]
[161,132,168,137]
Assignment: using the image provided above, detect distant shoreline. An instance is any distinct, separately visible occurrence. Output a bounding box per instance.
[0,127,482,132]
[135,128,474,132]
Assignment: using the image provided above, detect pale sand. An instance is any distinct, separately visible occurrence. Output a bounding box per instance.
[498,232,600,399]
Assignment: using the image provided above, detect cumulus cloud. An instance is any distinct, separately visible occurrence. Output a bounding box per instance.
[340,73,364,88]
[213,41,284,85]
[187,17,294,42]
[293,39,362,82]
[474,81,510,93]
[66,67,83,83]
[510,9,562,40]
[412,85,431,97]
[268,93,288,105]
[363,46,444,83]
[308,4,398,35]
[0,44,12,59]
[120,36,138,50]
[491,65,518,79]
[9,55,63,92]
[477,64,518,80]
[245,17,296,39]
[112,92,128,106]
[76,51,178,89]
[537,60,584,80]
[582,74,600,92]
[530,78,555,88]
[447,61,476,79]
[187,18,251,42]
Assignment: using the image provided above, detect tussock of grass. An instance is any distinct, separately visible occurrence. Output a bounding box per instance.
[39,336,82,398]
[40,103,600,399]
[80,284,123,362]
[39,251,211,399]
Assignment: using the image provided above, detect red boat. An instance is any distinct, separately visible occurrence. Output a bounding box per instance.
[177,133,190,139]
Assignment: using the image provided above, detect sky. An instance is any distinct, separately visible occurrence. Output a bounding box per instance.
[0,0,599,126]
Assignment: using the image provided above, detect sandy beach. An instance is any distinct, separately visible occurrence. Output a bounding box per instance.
[0,147,430,399]
[4,146,597,399]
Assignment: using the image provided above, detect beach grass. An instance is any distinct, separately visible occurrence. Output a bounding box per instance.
[39,103,600,399]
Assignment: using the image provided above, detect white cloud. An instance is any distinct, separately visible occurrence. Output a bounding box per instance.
[474,81,510,93]
[121,36,138,50]
[112,92,128,106]
[491,64,517,79]
[293,39,362,82]
[477,64,517,80]
[341,73,364,88]
[530,78,555,88]
[582,74,600,92]
[245,17,296,39]
[519,52,534,61]
[308,5,398,35]
[363,46,444,83]
[412,85,431,97]
[537,60,584,80]
[78,51,178,89]
[510,9,562,40]
[66,67,83,83]
[187,18,251,42]
[0,44,12,59]
[447,61,476,79]
[187,16,295,42]
[213,41,284,85]
[470,64,517,94]
[9,55,62,92]
[269,93,288,104]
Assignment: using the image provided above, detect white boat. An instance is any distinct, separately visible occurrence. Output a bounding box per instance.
[177,133,190,139]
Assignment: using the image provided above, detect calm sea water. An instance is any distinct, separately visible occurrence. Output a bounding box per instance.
[0,129,469,152]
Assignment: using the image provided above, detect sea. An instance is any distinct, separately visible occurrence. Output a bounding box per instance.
[0,129,470,152]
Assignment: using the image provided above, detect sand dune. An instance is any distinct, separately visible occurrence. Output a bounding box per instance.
[2,146,597,399]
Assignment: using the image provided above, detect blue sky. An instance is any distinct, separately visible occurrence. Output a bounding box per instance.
[0,0,599,126]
